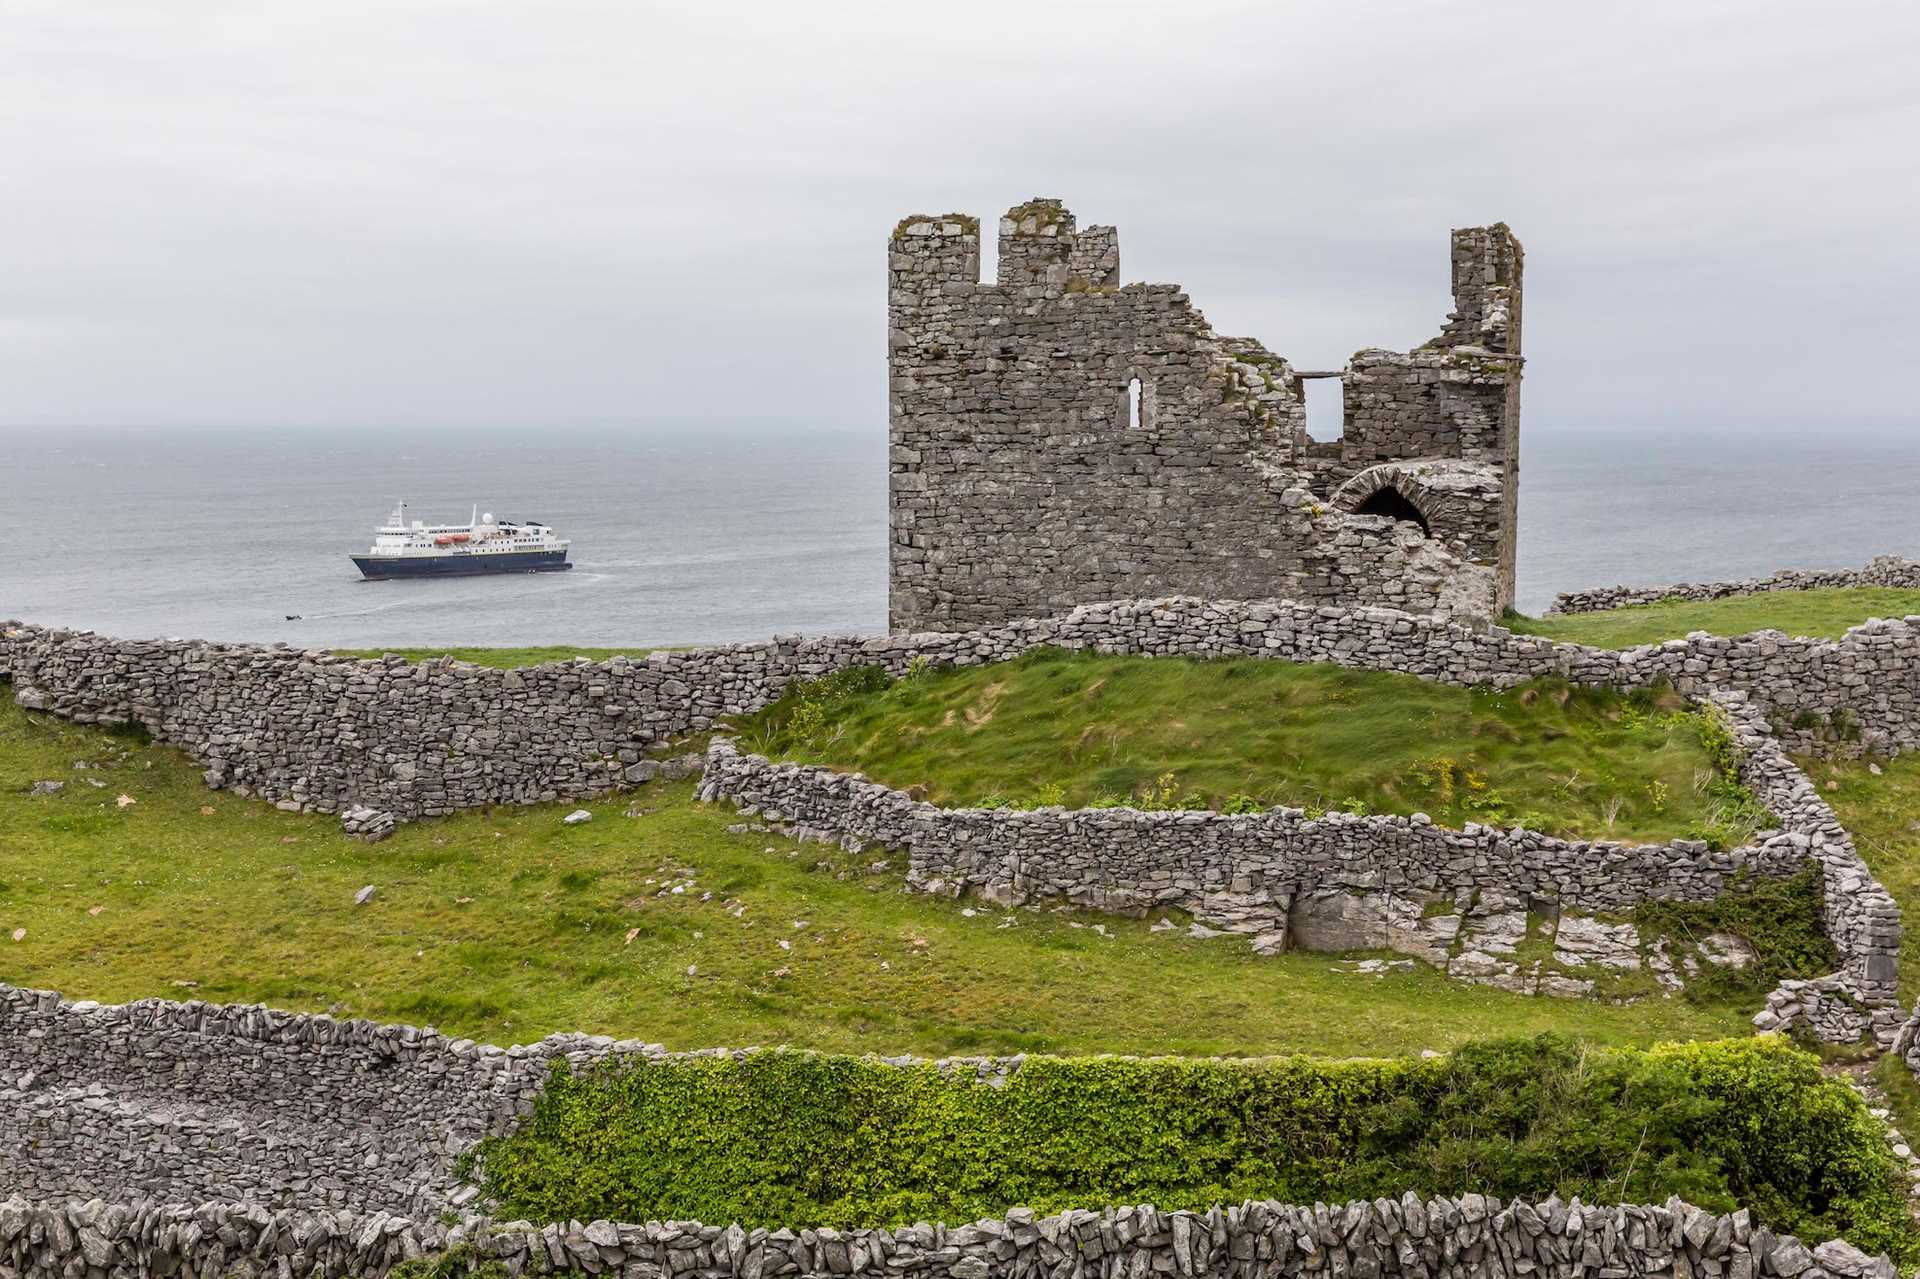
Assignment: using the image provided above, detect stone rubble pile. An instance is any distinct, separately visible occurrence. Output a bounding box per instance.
[340,804,396,841]
[0,1194,1893,1279]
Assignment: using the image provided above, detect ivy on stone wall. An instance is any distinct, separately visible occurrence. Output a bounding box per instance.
[1634,867,1837,1005]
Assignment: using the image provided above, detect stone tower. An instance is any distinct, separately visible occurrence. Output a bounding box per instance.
[887,199,1522,631]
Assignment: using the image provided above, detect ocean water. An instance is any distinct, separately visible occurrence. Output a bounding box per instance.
[4,424,1919,649]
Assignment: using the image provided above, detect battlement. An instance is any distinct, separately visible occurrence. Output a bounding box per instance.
[887,213,980,296]
[886,198,1525,632]
[1435,222,1524,353]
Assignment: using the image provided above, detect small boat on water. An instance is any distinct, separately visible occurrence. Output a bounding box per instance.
[352,502,573,580]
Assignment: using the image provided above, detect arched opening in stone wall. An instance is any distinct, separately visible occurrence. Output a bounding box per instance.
[1355,485,1430,536]
[1127,376,1146,430]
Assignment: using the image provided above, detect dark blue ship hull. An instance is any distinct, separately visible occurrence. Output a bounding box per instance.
[353,550,571,580]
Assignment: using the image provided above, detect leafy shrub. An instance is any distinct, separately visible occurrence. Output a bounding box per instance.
[463,1035,1914,1260]
[1634,867,1836,1004]
[388,1248,508,1279]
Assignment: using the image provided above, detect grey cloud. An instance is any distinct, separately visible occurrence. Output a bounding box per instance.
[2,0,1915,431]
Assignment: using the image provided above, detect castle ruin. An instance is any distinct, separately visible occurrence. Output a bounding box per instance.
[887,199,1523,631]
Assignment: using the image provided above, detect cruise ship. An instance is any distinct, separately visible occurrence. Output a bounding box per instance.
[351,502,572,579]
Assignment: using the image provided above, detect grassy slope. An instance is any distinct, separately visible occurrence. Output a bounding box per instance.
[331,645,659,667]
[740,651,1748,844]
[1508,587,1920,649]
[0,696,1746,1058]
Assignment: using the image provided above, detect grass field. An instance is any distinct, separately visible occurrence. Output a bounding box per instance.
[1507,587,1920,649]
[0,694,1751,1058]
[737,650,1760,844]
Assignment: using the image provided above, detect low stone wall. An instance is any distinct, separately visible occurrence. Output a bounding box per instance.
[0,981,1038,1215]
[0,984,538,1214]
[1720,695,1904,1041]
[11,597,1920,823]
[700,691,1902,1041]
[700,745,1797,942]
[1549,556,1920,615]
[0,1194,1894,1279]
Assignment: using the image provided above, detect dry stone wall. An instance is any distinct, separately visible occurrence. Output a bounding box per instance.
[0,981,1034,1217]
[701,739,1793,942]
[699,688,1902,1042]
[0,983,537,1215]
[0,1195,1895,1279]
[886,200,1523,628]
[1550,557,1920,615]
[12,594,1920,824]
[8,591,1920,1223]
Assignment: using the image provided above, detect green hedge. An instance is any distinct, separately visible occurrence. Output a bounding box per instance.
[467,1035,1915,1260]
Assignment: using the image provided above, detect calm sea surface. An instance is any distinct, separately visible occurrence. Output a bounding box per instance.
[5,424,1919,648]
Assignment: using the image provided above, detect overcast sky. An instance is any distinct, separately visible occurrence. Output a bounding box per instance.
[3,0,1916,436]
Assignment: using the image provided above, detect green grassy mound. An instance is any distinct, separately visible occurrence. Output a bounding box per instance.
[468,1034,1916,1259]
[736,650,1763,845]
[1507,587,1920,649]
[0,695,1752,1057]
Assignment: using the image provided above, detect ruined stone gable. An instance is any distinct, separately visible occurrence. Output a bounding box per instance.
[886,198,1523,631]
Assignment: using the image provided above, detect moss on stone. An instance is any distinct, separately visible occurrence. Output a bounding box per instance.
[1004,197,1069,232]
[891,213,979,239]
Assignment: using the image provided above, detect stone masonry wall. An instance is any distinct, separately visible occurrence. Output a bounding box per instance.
[699,739,1796,943]
[0,983,1009,1216]
[886,200,1523,629]
[6,595,1920,1217]
[0,984,546,1215]
[699,686,1902,1043]
[1550,557,1920,615]
[0,1195,1896,1279]
[12,596,1920,824]
[33,971,1904,1229]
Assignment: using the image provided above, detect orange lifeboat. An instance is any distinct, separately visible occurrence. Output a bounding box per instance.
[450,532,471,543]
[434,535,452,546]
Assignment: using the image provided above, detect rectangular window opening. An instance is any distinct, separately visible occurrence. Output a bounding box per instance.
[1302,374,1344,443]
